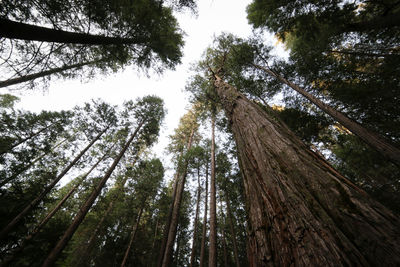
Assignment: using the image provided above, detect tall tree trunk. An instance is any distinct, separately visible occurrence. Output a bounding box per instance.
[42,121,143,267]
[120,206,144,267]
[253,63,400,166]
[0,18,137,45]
[225,195,240,267]
[161,127,195,267]
[0,126,108,240]
[189,166,202,267]
[213,74,400,266]
[0,60,102,88]
[156,171,180,267]
[199,162,209,267]
[219,198,229,267]
[76,155,141,266]
[0,137,68,187]
[0,119,61,155]
[0,151,105,266]
[208,112,217,267]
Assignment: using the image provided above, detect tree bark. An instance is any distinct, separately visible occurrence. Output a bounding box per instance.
[226,195,240,267]
[213,74,400,266]
[0,126,108,240]
[161,127,195,267]
[42,121,143,267]
[199,162,209,267]
[208,112,217,267]
[120,206,144,267]
[253,63,400,166]
[0,60,102,88]
[189,166,202,267]
[0,18,137,45]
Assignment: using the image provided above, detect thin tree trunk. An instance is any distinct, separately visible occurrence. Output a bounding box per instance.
[0,119,61,155]
[220,209,229,267]
[208,112,217,267]
[0,18,137,45]
[0,60,102,88]
[156,171,180,267]
[199,162,209,267]
[42,121,143,267]
[120,206,144,267]
[226,195,240,267]
[0,145,109,267]
[161,127,196,267]
[189,166,202,267]
[76,154,141,266]
[328,49,399,58]
[0,126,108,240]
[0,137,68,187]
[213,74,400,266]
[253,63,400,166]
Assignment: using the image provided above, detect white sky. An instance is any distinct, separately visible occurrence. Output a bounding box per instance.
[2,0,287,165]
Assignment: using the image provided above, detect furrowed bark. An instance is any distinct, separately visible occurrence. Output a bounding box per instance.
[253,63,400,166]
[213,74,400,266]
[42,121,143,267]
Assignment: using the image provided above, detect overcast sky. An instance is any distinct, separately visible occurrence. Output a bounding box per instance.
[3,0,287,163]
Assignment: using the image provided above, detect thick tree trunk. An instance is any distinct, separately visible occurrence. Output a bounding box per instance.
[0,18,137,45]
[189,167,202,267]
[0,60,102,88]
[253,63,400,166]
[226,196,240,267]
[161,127,195,267]
[208,112,217,267]
[199,162,209,267]
[42,121,143,267]
[120,206,144,267]
[0,126,108,240]
[213,74,400,266]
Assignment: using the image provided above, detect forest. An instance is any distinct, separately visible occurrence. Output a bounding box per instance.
[0,0,399,266]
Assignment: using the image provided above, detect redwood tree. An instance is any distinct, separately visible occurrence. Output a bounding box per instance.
[209,71,400,266]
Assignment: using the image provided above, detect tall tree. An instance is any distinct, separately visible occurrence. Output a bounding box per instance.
[160,109,199,267]
[42,96,165,266]
[208,69,400,265]
[208,110,217,267]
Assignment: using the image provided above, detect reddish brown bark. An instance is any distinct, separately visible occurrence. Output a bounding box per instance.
[254,63,400,166]
[213,74,400,266]
[42,122,143,267]
[208,112,217,267]
[0,126,108,240]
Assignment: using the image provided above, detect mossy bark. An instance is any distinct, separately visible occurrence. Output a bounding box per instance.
[213,75,400,266]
